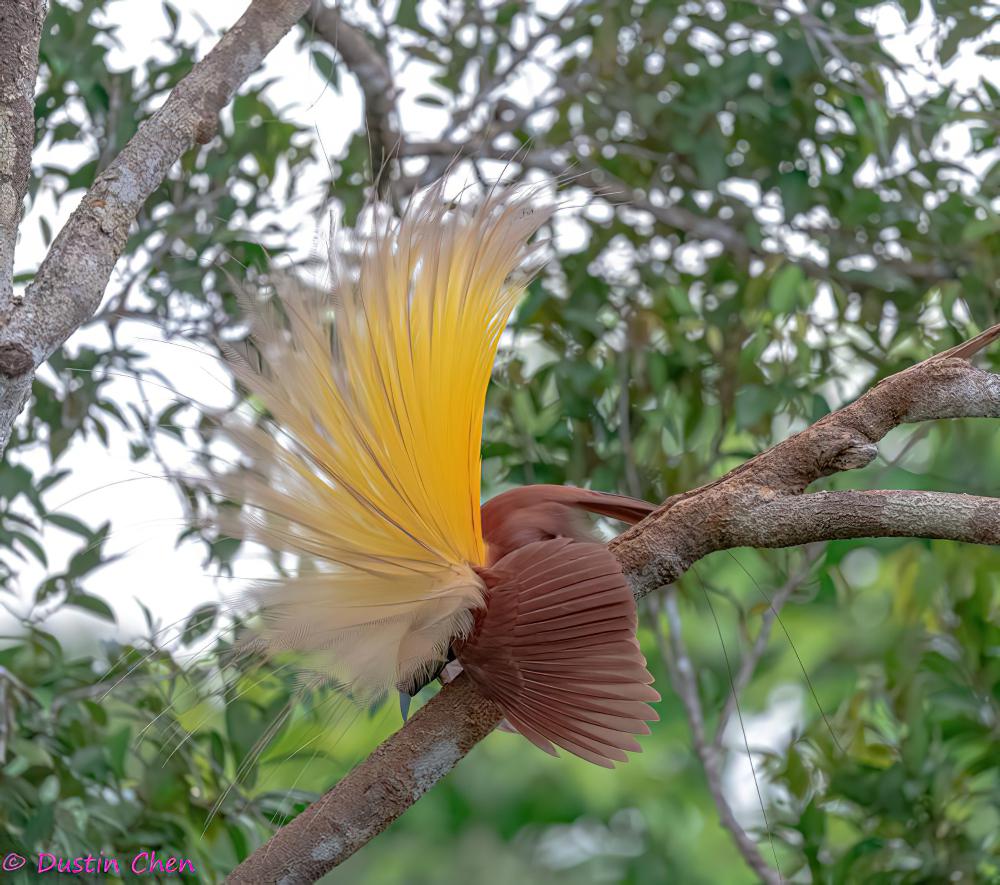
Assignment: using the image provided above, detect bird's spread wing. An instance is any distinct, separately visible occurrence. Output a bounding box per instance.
[212,183,551,698]
[456,538,660,767]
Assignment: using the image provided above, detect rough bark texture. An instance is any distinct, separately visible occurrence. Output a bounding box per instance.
[0,0,45,311]
[730,490,1000,549]
[230,329,999,883]
[226,676,502,884]
[0,0,47,445]
[0,0,312,456]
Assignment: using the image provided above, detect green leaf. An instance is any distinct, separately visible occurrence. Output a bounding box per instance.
[8,530,47,566]
[735,384,783,429]
[38,774,60,804]
[64,592,117,623]
[961,215,1000,243]
[208,536,240,569]
[181,604,218,645]
[106,726,131,779]
[1,464,34,502]
[779,170,811,218]
[157,401,188,439]
[495,1,519,27]
[45,513,94,541]
[396,2,420,30]
[310,49,340,89]
[163,1,180,38]
[769,264,806,313]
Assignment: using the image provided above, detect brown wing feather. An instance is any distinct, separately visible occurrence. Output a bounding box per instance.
[456,538,659,768]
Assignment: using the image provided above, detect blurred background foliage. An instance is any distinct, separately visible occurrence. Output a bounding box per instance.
[1,0,998,882]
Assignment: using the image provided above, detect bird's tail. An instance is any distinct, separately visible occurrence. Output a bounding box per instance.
[560,487,657,525]
[455,538,659,767]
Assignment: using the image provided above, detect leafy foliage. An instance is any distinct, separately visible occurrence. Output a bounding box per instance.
[2,0,998,882]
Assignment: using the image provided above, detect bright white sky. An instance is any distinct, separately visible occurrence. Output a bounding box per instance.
[10,0,360,648]
[7,0,594,644]
[4,0,997,824]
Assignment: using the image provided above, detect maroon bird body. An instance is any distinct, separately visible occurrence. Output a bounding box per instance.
[447,486,659,767]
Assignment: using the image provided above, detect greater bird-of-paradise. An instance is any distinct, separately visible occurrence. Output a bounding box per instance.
[213,180,659,766]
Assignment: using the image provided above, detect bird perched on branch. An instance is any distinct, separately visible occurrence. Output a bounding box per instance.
[212,180,659,767]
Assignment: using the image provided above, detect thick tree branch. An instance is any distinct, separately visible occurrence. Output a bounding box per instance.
[0,0,312,456]
[0,0,45,315]
[727,490,1000,549]
[226,676,501,884]
[230,327,999,881]
[305,2,398,187]
[612,352,1000,593]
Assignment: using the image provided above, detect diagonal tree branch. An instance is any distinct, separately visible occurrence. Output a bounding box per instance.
[0,0,46,312]
[0,0,313,457]
[612,351,1000,593]
[226,676,502,884]
[228,325,999,881]
[399,139,960,288]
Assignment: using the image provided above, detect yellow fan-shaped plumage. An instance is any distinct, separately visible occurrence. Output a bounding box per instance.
[213,182,551,697]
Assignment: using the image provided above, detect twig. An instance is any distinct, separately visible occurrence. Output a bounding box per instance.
[713,546,825,753]
[399,140,957,290]
[652,591,781,885]
[305,2,399,188]
[443,12,566,139]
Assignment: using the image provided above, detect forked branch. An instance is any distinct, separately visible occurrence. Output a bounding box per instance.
[229,325,1000,883]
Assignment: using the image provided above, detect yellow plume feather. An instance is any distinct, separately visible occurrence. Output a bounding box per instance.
[213,182,551,697]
